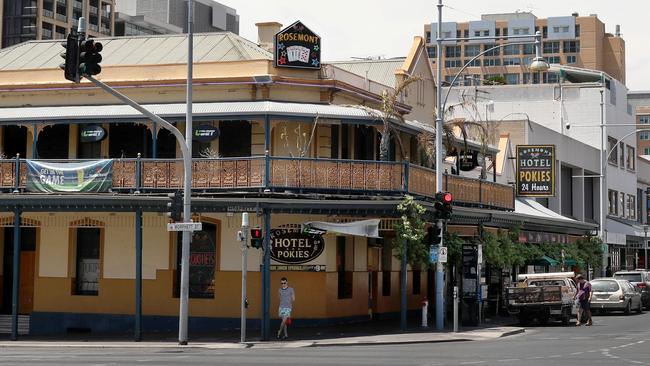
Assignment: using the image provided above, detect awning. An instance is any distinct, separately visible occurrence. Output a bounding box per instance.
[0,101,386,123]
[531,255,559,266]
[606,218,644,246]
[302,219,380,238]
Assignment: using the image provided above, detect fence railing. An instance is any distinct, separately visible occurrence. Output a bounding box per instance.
[0,156,515,210]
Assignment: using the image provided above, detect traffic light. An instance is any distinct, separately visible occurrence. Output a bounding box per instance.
[428,225,442,246]
[167,191,183,222]
[434,191,453,220]
[79,39,103,76]
[250,228,263,249]
[60,32,80,82]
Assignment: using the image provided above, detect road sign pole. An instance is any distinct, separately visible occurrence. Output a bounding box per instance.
[240,213,249,343]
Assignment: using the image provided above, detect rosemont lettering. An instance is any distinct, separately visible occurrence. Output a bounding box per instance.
[277,33,319,44]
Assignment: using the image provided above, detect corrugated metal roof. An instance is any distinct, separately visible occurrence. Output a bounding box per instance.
[0,101,384,123]
[0,32,272,71]
[329,58,405,88]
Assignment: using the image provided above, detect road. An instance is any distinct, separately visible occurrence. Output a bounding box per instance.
[1,312,649,365]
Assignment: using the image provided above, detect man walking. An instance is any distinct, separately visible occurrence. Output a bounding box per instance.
[574,274,592,326]
[277,277,295,339]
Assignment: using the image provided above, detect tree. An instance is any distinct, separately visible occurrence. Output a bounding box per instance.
[393,195,428,268]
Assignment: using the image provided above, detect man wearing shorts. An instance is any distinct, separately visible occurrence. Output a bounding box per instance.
[574,274,592,326]
[277,277,295,339]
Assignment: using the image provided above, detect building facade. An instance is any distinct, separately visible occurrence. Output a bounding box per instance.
[425,12,625,86]
[114,0,239,36]
[1,0,114,47]
[628,91,650,156]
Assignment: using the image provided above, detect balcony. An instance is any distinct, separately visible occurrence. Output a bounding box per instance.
[42,9,54,19]
[0,157,514,210]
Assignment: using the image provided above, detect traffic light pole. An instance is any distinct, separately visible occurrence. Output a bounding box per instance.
[84,74,193,343]
[240,213,249,343]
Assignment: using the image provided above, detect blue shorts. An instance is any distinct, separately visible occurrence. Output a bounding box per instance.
[279,307,292,318]
[579,299,590,311]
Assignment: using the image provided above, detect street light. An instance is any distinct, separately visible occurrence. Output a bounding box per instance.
[434,0,549,331]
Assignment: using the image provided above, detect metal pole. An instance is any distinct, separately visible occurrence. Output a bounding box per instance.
[400,240,408,331]
[435,0,445,332]
[262,209,271,340]
[453,285,458,332]
[240,213,249,343]
[178,0,194,345]
[135,208,142,341]
[600,90,608,277]
[643,225,648,270]
[10,207,20,341]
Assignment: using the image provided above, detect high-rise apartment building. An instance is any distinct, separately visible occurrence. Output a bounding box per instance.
[114,0,238,36]
[425,12,625,86]
[1,0,114,48]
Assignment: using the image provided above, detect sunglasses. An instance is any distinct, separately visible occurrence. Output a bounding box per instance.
[281,282,287,285]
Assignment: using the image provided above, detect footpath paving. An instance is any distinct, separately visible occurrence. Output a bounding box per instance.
[0,317,525,349]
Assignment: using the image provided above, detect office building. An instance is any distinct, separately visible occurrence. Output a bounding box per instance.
[425,12,625,86]
[1,0,114,47]
[114,0,239,36]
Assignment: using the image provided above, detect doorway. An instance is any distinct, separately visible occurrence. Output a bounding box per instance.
[1,227,37,315]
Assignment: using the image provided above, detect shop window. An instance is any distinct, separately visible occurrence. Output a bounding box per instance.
[336,236,354,299]
[381,239,392,296]
[412,270,421,295]
[74,228,101,296]
[219,121,251,157]
[156,128,177,158]
[174,222,217,299]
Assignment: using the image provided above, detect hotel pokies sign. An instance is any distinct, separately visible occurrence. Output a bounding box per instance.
[270,227,324,264]
[275,21,321,70]
[516,145,555,197]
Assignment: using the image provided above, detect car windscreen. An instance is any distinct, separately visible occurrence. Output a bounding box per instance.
[591,281,620,292]
[614,273,643,283]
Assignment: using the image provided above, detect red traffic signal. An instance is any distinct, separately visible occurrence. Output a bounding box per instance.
[442,192,453,203]
[434,191,453,220]
[250,228,263,249]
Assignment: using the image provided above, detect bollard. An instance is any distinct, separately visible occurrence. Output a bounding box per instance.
[421,298,429,327]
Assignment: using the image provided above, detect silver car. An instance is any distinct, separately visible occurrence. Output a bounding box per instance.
[590,278,643,315]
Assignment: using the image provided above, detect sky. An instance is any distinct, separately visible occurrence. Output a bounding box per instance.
[217,0,649,91]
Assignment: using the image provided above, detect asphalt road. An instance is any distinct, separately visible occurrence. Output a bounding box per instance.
[1,311,649,366]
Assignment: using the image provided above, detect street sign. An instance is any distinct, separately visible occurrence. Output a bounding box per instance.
[167,222,203,231]
[429,246,438,263]
[439,246,448,263]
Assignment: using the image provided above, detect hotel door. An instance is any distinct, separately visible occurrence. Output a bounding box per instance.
[1,228,36,315]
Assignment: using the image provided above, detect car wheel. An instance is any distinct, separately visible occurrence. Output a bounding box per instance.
[624,301,631,315]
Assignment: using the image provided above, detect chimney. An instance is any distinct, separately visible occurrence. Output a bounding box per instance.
[615,24,621,37]
[256,22,282,53]
[571,12,579,17]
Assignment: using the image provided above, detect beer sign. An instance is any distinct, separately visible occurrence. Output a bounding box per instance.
[516,145,555,197]
[270,228,324,264]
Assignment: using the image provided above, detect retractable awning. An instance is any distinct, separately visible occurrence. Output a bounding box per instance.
[302,219,380,238]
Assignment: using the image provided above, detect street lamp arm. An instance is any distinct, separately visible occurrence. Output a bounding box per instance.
[441,40,539,114]
[604,128,650,163]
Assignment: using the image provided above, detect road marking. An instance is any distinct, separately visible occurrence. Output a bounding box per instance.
[459,361,484,365]
[570,351,584,355]
[496,359,520,362]
[549,355,561,358]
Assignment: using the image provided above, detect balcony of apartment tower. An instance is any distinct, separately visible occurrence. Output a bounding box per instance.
[42,0,54,20]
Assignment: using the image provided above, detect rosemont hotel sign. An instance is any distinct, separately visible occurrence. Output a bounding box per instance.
[275,20,321,70]
[516,145,556,197]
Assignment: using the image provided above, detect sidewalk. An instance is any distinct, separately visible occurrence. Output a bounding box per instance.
[0,317,524,349]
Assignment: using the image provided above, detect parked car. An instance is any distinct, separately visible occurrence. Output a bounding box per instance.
[590,278,643,315]
[613,270,650,309]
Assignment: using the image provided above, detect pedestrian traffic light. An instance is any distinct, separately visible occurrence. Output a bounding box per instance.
[250,228,263,249]
[434,191,453,220]
[167,191,183,222]
[60,32,80,82]
[79,39,103,76]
